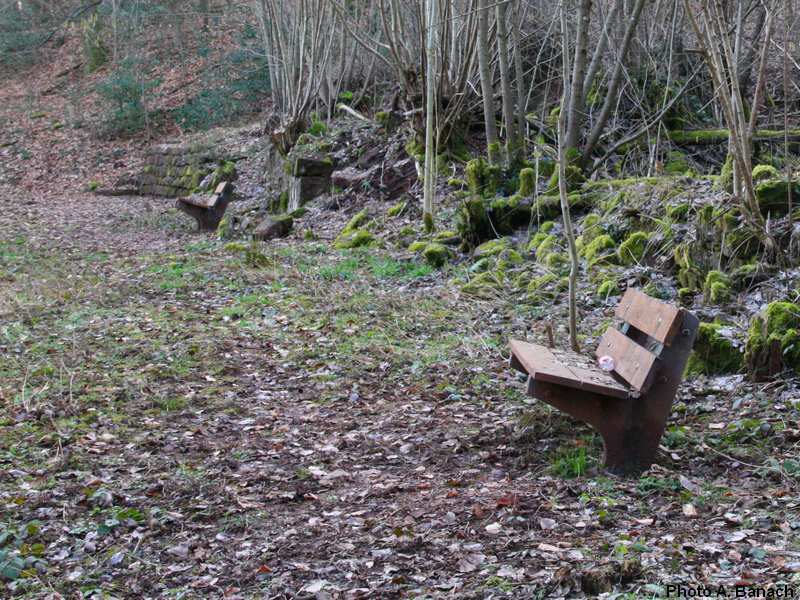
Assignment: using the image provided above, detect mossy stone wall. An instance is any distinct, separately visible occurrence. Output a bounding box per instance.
[138,143,222,197]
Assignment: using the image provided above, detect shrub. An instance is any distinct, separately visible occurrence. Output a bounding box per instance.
[173,38,271,131]
[96,60,159,137]
[81,13,108,73]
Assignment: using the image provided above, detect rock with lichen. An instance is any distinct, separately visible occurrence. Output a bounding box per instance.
[686,322,743,376]
[745,301,800,380]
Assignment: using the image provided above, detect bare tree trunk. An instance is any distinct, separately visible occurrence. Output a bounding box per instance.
[477,0,500,164]
[564,0,592,152]
[512,0,527,156]
[423,0,438,228]
[582,0,622,104]
[684,0,775,252]
[559,3,580,353]
[784,0,793,228]
[495,0,519,165]
[580,0,647,165]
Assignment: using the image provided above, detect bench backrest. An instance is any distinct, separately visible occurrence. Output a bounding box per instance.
[595,289,684,393]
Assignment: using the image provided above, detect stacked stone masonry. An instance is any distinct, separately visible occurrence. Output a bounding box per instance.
[138,143,221,198]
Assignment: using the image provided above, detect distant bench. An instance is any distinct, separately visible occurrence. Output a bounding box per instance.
[176,182,233,231]
[509,289,699,475]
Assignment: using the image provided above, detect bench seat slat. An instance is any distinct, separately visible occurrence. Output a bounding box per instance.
[615,288,683,346]
[595,327,658,393]
[510,340,630,399]
[181,195,219,209]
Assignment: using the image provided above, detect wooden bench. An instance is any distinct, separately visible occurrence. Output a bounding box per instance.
[176,182,233,231]
[509,288,699,475]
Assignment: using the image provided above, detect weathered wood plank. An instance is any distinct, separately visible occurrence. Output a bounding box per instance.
[595,327,658,392]
[615,288,683,346]
[510,340,630,398]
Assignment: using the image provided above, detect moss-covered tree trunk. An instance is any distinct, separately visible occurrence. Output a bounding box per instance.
[477,0,500,165]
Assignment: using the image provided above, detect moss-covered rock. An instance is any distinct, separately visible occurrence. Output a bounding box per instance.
[745,301,800,380]
[543,252,569,270]
[752,164,780,182]
[496,248,524,270]
[456,197,494,251]
[433,230,460,245]
[344,210,370,231]
[664,150,691,175]
[582,234,616,266]
[490,195,532,231]
[527,232,551,254]
[217,216,233,240]
[717,153,734,194]
[673,242,704,291]
[703,271,731,304]
[581,213,601,234]
[597,279,620,299]
[686,322,743,376]
[387,201,407,217]
[409,241,451,268]
[666,202,692,221]
[335,229,374,249]
[469,257,493,273]
[527,272,567,302]
[518,168,536,197]
[730,262,768,290]
[474,237,513,258]
[461,270,506,299]
[334,210,374,249]
[545,148,585,193]
[642,281,671,301]
[422,243,449,268]
[211,160,238,188]
[532,191,593,220]
[447,177,466,188]
[618,232,650,265]
[465,157,501,197]
[533,234,557,256]
[755,179,800,215]
[527,273,558,293]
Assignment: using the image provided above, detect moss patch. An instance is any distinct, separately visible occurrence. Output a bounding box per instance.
[745,301,800,380]
[703,271,731,305]
[755,179,800,215]
[596,279,620,299]
[475,238,513,258]
[617,232,650,265]
[334,210,375,249]
[422,243,449,268]
[752,164,779,182]
[456,198,494,251]
[686,322,743,376]
[387,201,407,217]
[664,150,691,175]
[582,234,616,266]
[465,157,501,197]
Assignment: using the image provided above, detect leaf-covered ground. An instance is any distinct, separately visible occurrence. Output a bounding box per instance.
[1,192,799,598]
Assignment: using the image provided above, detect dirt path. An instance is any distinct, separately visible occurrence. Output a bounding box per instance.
[1,193,799,598]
